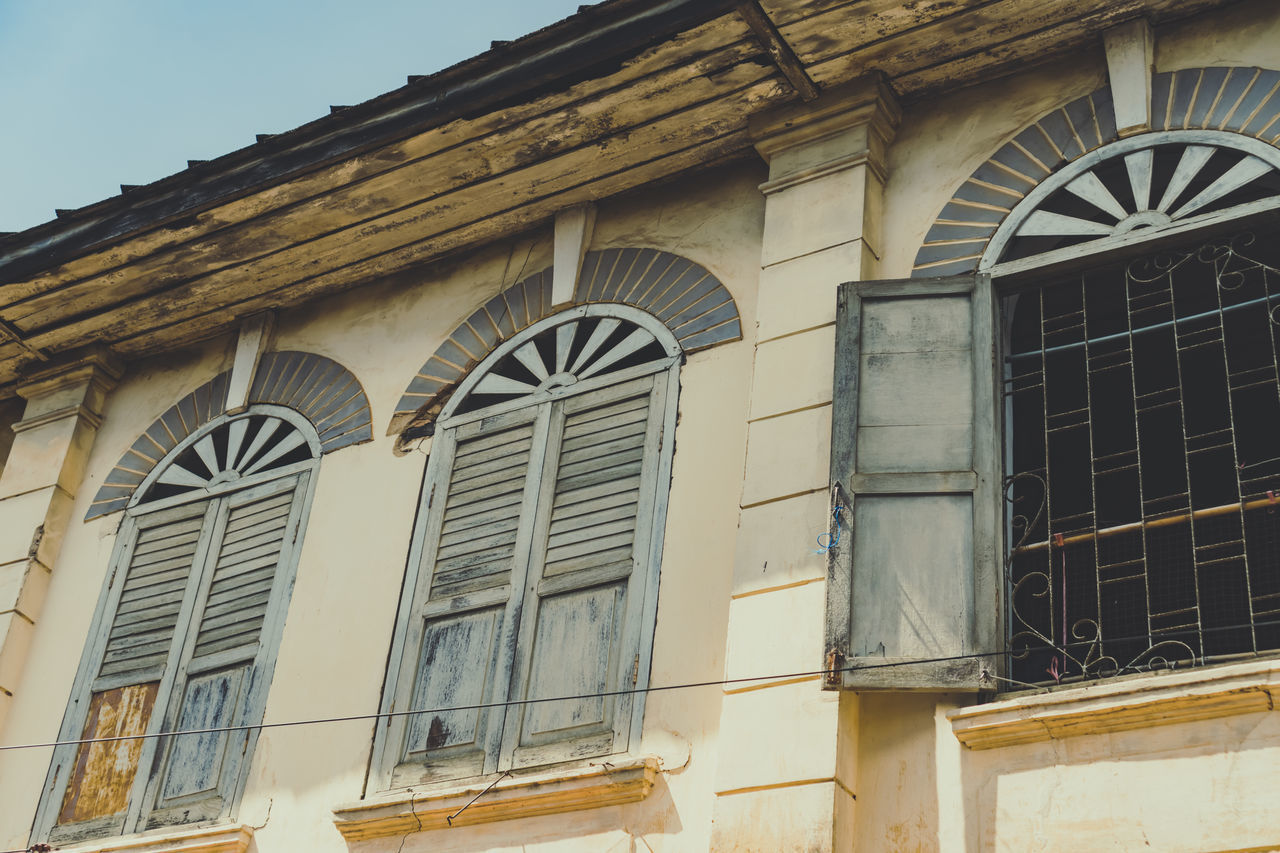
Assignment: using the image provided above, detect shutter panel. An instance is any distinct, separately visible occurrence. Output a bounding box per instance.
[390,407,544,785]
[51,502,213,842]
[504,374,665,767]
[828,275,1001,690]
[146,475,307,827]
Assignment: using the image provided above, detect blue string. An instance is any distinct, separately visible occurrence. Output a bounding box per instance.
[814,505,848,554]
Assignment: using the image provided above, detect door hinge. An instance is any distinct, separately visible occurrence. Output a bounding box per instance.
[631,655,640,686]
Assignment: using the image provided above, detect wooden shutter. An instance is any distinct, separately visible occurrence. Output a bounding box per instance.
[51,501,214,842]
[827,275,1001,690]
[502,373,667,768]
[387,406,546,785]
[143,474,307,828]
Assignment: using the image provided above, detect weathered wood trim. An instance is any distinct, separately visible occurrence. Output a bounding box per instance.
[846,472,977,494]
[1103,18,1154,136]
[49,823,252,853]
[551,204,597,307]
[950,658,1280,750]
[828,274,989,691]
[223,314,274,414]
[333,756,660,840]
[735,0,819,101]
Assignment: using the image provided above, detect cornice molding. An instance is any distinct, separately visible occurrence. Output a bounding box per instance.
[332,756,661,840]
[950,658,1280,750]
[51,824,252,853]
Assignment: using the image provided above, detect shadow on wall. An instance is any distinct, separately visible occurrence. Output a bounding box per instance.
[957,706,1280,851]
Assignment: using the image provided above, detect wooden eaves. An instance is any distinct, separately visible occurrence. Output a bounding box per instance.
[0,0,1228,396]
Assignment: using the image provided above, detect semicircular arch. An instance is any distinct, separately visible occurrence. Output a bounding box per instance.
[389,247,741,435]
[88,351,371,520]
[912,66,1280,278]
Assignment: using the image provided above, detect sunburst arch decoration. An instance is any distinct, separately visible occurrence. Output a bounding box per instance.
[87,351,371,520]
[389,247,740,435]
[912,66,1280,278]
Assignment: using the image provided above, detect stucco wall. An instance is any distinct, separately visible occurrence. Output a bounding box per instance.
[0,161,764,852]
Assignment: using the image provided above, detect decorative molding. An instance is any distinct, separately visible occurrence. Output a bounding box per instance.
[225,313,274,413]
[950,658,1280,750]
[388,248,740,435]
[331,756,660,840]
[912,66,1280,278]
[1103,19,1154,137]
[552,204,597,307]
[87,351,370,520]
[51,823,252,853]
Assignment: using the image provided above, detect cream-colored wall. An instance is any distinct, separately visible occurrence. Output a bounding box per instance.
[861,3,1280,851]
[7,3,1280,851]
[0,162,763,853]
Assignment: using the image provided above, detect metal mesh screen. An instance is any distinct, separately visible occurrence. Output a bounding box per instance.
[1005,230,1280,686]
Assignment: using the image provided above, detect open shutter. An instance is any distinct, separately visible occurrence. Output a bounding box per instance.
[827,274,1001,690]
[502,373,667,768]
[387,406,546,785]
[143,474,308,828]
[50,501,215,844]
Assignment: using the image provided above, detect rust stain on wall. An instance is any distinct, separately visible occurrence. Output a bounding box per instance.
[57,682,158,824]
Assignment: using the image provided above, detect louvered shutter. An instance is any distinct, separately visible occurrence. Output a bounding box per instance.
[827,275,1001,690]
[51,501,214,841]
[388,406,545,785]
[502,373,667,767]
[144,474,308,827]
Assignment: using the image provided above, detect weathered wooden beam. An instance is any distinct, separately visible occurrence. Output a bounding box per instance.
[2,17,757,312]
[736,0,819,101]
[14,53,777,345]
[0,0,743,285]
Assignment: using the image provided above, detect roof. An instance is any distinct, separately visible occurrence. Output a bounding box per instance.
[0,0,1228,395]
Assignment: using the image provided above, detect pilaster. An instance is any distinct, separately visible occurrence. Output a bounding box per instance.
[0,347,122,730]
[710,76,898,851]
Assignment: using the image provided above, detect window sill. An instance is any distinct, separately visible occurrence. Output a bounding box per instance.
[331,755,661,841]
[50,824,252,853]
[950,658,1280,750]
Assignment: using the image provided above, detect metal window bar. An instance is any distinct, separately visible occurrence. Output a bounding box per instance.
[1004,231,1280,686]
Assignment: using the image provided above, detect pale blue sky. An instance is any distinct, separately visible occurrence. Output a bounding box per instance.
[0,0,588,232]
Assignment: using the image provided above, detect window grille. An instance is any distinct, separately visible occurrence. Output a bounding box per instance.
[1005,229,1280,686]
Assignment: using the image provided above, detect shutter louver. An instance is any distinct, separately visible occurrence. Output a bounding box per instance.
[544,390,650,578]
[97,510,207,686]
[191,488,294,662]
[430,420,537,599]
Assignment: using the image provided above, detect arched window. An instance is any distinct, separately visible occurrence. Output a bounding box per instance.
[371,305,681,787]
[35,406,320,845]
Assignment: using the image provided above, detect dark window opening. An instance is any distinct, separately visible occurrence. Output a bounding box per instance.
[1005,229,1280,686]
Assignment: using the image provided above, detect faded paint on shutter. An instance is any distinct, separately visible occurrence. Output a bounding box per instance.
[830,276,1000,691]
[393,409,543,784]
[149,478,304,824]
[506,375,663,766]
[54,504,212,836]
[56,683,159,826]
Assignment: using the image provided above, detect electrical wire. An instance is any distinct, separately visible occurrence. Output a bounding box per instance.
[3,617,1279,754]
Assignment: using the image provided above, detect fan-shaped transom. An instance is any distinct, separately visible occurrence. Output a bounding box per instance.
[985,131,1280,268]
[133,406,321,507]
[442,306,681,424]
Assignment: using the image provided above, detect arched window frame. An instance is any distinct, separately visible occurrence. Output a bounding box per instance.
[828,119,1280,693]
[370,304,682,791]
[33,404,322,845]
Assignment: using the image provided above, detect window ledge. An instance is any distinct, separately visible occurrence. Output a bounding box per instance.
[950,658,1280,750]
[331,755,661,841]
[51,824,252,853]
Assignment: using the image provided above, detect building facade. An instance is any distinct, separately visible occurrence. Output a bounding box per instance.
[1,1,1279,850]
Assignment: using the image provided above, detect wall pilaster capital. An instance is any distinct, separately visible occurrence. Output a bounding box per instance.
[750,74,901,189]
[16,345,124,421]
